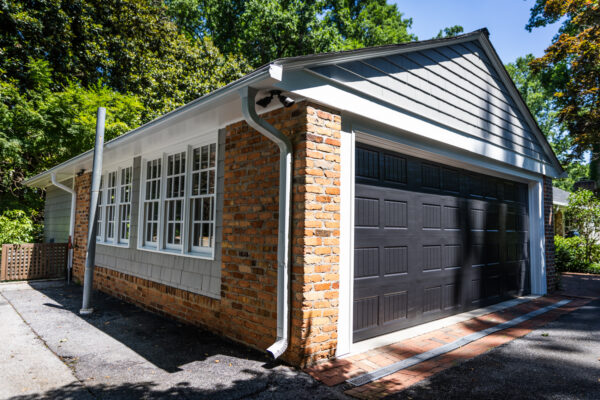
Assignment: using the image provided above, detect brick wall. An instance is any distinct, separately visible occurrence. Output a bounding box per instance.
[72,173,91,281]
[543,176,557,292]
[70,102,342,367]
[288,105,341,366]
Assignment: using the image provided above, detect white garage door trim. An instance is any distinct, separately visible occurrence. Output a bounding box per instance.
[336,116,547,357]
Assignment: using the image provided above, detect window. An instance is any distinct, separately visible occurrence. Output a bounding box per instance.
[105,171,117,240]
[96,165,132,246]
[119,167,133,242]
[139,141,218,257]
[190,144,216,251]
[165,151,186,249]
[143,158,161,247]
[96,176,104,240]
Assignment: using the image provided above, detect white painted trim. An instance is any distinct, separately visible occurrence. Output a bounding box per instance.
[335,119,549,358]
[345,295,540,359]
[336,116,355,357]
[529,178,547,295]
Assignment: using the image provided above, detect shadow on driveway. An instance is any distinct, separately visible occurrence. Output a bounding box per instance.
[1,282,345,400]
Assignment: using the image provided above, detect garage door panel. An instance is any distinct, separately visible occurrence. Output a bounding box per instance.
[354,144,530,343]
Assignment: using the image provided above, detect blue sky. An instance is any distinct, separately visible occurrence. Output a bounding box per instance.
[393,0,563,64]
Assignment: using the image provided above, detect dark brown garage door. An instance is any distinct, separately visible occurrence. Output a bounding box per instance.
[353,144,530,342]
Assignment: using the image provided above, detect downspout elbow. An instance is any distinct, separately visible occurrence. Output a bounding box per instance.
[240,86,292,360]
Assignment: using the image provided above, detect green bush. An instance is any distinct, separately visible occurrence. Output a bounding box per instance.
[0,210,43,246]
[555,235,600,274]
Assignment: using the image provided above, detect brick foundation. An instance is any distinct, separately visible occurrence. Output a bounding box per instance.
[543,176,557,292]
[71,102,341,367]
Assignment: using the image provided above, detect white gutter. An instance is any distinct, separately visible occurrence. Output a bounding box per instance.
[50,172,76,283]
[239,86,292,359]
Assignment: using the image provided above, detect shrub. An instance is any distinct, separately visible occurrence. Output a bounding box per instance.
[0,210,43,246]
[555,235,600,274]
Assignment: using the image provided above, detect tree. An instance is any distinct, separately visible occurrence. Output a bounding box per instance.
[0,59,144,213]
[1,0,249,120]
[565,189,600,265]
[506,54,589,191]
[435,25,464,39]
[167,0,417,68]
[0,0,249,215]
[526,0,600,158]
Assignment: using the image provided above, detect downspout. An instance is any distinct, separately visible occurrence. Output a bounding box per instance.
[80,107,105,315]
[50,173,76,284]
[239,86,292,359]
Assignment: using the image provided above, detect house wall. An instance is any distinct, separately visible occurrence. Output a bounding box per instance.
[93,129,225,299]
[544,176,557,292]
[70,101,342,367]
[307,41,547,165]
[44,178,73,243]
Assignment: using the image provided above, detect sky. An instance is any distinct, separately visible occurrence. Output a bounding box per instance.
[393,0,563,65]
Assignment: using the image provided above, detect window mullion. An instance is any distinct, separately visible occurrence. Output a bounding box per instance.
[115,167,122,245]
[101,174,106,242]
[158,153,167,251]
[137,161,145,250]
[182,145,192,254]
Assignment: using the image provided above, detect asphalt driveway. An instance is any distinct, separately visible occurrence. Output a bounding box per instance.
[387,274,600,400]
[1,273,598,399]
[0,281,345,400]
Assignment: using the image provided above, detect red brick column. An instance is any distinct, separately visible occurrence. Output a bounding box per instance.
[289,105,341,366]
[543,176,557,292]
[72,172,91,282]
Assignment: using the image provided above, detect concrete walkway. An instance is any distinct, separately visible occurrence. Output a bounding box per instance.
[0,281,346,400]
[0,282,91,399]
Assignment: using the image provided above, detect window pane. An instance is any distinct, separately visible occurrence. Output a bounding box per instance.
[209,144,216,168]
[201,145,208,169]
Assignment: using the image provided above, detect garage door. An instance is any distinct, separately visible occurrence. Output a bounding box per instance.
[353,144,530,342]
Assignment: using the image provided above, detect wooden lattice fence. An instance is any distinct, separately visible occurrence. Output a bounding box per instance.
[1,243,67,281]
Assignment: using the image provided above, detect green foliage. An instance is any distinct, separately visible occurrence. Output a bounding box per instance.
[0,0,248,216]
[169,0,417,68]
[0,210,42,246]
[1,0,249,120]
[555,235,600,273]
[505,54,589,187]
[527,0,600,157]
[565,189,600,264]
[435,25,464,39]
[0,59,144,212]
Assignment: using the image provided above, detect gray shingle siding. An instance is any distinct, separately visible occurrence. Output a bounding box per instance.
[309,41,549,166]
[44,178,73,243]
[95,129,225,299]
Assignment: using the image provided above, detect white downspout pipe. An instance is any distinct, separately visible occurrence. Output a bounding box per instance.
[51,172,76,283]
[240,86,292,359]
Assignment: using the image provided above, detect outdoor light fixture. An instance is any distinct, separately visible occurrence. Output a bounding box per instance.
[256,90,295,108]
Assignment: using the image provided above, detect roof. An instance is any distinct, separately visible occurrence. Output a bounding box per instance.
[25,28,564,188]
[553,187,570,207]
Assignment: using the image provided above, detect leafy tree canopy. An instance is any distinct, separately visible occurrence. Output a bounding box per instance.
[435,25,464,39]
[506,54,589,191]
[1,0,248,120]
[166,0,417,68]
[526,0,600,158]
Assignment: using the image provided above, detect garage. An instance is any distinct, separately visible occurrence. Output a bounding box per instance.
[353,144,530,342]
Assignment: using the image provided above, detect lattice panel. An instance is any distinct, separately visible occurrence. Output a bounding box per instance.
[1,243,67,281]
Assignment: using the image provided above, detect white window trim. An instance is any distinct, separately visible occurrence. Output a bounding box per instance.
[137,135,218,260]
[96,163,133,248]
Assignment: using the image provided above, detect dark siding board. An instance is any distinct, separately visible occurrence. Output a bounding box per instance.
[353,144,530,342]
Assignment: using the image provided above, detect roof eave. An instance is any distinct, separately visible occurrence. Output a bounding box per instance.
[25,66,279,188]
